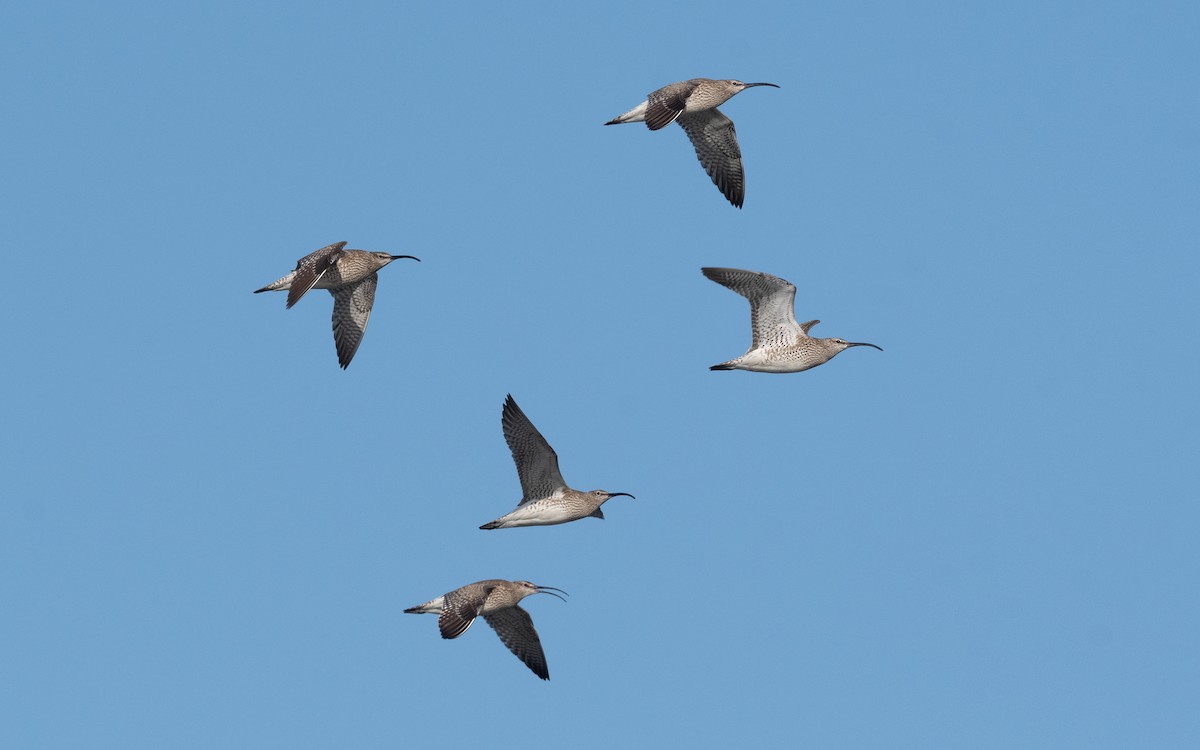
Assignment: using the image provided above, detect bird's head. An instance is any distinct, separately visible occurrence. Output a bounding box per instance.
[514,582,569,602]
[373,252,421,267]
[591,490,635,502]
[825,337,883,355]
[728,80,780,92]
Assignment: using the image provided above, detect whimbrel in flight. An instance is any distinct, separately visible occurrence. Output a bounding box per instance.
[605,78,779,208]
[480,395,634,529]
[702,267,882,373]
[404,579,568,680]
[254,241,419,368]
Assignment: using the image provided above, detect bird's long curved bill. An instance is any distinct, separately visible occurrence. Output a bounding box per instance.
[536,586,569,602]
[744,82,780,88]
[608,492,636,500]
[390,255,421,261]
[847,342,883,351]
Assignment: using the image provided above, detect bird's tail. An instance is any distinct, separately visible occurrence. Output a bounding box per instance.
[253,273,295,294]
[404,597,443,615]
[604,101,648,126]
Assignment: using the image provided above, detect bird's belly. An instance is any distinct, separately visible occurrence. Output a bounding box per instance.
[741,348,819,373]
[501,501,583,526]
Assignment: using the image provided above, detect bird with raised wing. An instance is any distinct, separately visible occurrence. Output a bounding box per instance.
[480,395,634,529]
[702,267,882,373]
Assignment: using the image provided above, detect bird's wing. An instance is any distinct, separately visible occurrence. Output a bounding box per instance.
[502,395,566,505]
[677,109,745,208]
[483,606,549,680]
[329,273,377,369]
[438,584,496,640]
[286,241,347,309]
[645,81,697,130]
[701,267,800,349]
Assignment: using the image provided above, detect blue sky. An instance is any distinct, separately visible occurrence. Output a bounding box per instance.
[2,1,1198,747]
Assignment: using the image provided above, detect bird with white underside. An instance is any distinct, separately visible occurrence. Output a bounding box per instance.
[702,267,882,373]
[480,395,634,530]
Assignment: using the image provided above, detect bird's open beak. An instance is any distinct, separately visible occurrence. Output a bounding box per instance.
[536,586,569,602]
[847,342,883,351]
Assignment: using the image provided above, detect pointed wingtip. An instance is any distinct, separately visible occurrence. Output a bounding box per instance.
[480,521,500,530]
[710,364,734,371]
[502,393,522,414]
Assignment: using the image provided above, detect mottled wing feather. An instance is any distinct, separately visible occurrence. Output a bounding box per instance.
[502,395,567,505]
[330,273,377,369]
[438,585,495,640]
[677,109,745,208]
[702,267,800,349]
[286,241,347,309]
[645,81,696,130]
[483,606,549,680]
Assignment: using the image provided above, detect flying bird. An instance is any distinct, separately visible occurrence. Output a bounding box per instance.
[404,579,568,680]
[254,241,419,368]
[702,267,882,373]
[606,78,779,208]
[480,395,634,529]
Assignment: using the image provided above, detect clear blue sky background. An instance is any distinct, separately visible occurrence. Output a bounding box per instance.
[2,1,1197,747]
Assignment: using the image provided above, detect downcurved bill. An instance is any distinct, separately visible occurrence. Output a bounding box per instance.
[535,585,569,602]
